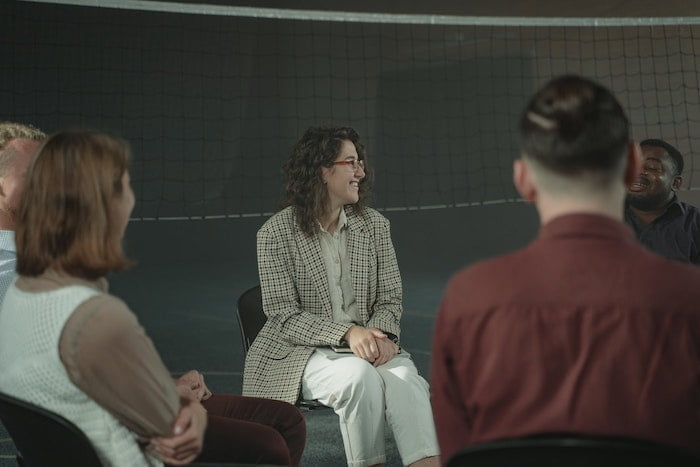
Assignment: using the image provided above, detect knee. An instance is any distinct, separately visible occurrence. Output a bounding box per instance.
[269,398,305,422]
[259,399,306,436]
[334,358,383,403]
[254,402,306,467]
[277,401,307,439]
[283,401,305,427]
[256,429,293,466]
[274,403,306,466]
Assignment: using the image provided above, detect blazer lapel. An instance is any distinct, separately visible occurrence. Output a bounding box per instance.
[294,225,333,319]
[346,208,371,323]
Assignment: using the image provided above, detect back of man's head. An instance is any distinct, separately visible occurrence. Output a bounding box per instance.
[0,122,46,175]
[0,122,45,150]
[519,75,629,192]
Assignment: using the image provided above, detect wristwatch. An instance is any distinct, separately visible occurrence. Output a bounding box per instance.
[385,332,399,345]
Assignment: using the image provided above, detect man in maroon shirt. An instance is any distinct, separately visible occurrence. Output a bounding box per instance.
[431,75,700,463]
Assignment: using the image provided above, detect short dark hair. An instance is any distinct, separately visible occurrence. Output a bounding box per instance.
[282,126,372,236]
[16,130,132,279]
[639,138,683,175]
[519,75,629,180]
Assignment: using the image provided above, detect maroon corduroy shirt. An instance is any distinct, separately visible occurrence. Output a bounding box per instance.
[432,213,700,461]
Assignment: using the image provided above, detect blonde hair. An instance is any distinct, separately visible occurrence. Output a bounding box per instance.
[0,122,46,175]
[16,130,132,279]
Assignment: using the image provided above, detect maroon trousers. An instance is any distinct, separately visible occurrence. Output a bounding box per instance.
[195,394,306,466]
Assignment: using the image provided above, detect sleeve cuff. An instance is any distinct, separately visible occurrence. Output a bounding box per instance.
[384,332,399,344]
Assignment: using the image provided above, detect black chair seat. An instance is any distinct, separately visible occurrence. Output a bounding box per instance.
[0,391,103,467]
[446,434,700,467]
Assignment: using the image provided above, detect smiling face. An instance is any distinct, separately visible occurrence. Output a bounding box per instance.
[321,139,365,214]
[627,144,681,211]
[112,171,135,240]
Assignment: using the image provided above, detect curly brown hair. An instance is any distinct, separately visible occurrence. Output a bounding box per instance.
[282,126,373,236]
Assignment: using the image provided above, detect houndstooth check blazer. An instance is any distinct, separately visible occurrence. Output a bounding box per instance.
[242,205,403,404]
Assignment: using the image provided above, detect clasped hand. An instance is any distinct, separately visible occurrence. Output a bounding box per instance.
[344,326,399,367]
[149,399,207,465]
[148,370,211,465]
[174,370,213,402]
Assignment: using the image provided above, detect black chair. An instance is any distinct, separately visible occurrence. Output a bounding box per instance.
[237,285,267,353]
[236,285,328,410]
[0,391,103,467]
[446,434,700,467]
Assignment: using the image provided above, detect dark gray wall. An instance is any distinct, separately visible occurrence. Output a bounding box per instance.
[1,0,694,379]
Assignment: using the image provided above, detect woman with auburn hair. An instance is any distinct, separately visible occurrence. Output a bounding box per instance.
[0,130,305,466]
[243,126,440,467]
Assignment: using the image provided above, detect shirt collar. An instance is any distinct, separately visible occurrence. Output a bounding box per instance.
[625,193,684,222]
[539,213,635,243]
[16,268,109,294]
[318,208,349,234]
[667,193,686,216]
[338,208,349,231]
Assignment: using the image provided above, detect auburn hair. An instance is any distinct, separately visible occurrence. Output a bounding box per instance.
[16,130,132,279]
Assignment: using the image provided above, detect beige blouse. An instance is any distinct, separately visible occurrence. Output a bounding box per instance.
[15,270,180,439]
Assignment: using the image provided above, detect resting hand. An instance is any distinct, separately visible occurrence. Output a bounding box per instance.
[149,400,207,465]
[344,326,386,363]
[373,335,399,367]
[175,370,212,402]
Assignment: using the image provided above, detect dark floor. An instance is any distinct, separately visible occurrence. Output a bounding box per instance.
[0,203,539,466]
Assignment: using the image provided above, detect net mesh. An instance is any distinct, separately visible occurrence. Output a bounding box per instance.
[4,1,700,219]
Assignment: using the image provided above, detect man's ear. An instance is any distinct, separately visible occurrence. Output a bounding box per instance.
[672,174,683,191]
[623,141,641,187]
[513,158,536,203]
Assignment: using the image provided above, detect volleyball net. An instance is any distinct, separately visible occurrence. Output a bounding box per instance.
[5,1,700,220]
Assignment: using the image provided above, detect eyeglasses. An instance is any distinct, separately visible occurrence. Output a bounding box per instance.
[333,159,365,172]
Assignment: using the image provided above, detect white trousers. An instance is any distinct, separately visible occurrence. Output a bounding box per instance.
[301,350,440,467]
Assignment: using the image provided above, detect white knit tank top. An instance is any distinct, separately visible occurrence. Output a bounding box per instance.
[0,282,161,467]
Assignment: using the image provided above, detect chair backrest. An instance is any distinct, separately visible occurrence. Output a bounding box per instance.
[235,284,329,411]
[0,391,103,467]
[236,284,266,354]
[446,434,700,467]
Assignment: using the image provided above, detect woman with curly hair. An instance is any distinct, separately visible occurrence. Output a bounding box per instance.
[243,126,440,467]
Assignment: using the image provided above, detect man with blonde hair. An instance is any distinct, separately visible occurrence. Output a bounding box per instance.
[0,122,45,301]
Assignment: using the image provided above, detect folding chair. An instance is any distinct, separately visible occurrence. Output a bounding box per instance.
[446,434,700,467]
[236,285,328,410]
[0,391,103,467]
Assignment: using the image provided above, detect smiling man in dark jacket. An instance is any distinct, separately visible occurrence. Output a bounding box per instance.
[625,138,700,264]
